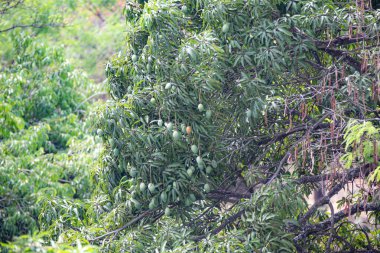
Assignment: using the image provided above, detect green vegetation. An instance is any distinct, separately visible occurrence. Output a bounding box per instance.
[1,0,380,252]
[0,0,110,252]
[50,1,125,82]
[0,28,100,253]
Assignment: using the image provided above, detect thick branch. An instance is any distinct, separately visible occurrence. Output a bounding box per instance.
[294,201,380,243]
[256,122,330,146]
[315,34,373,48]
[321,48,362,73]
[298,165,368,225]
[292,27,368,73]
[294,165,366,185]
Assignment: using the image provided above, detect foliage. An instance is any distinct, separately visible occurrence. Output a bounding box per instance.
[0,36,101,245]
[0,0,124,83]
[341,120,380,169]
[0,2,102,251]
[89,0,380,252]
[1,0,380,252]
[1,233,98,253]
[1,35,88,134]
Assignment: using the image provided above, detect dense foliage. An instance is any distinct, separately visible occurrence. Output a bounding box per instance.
[0,1,110,252]
[1,0,380,252]
[0,33,101,250]
[91,0,380,252]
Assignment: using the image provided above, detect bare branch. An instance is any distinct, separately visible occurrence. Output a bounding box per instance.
[294,201,380,244]
[294,165,367,185]
[298,165,369,225]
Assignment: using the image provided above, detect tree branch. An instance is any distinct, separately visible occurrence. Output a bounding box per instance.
[267,113,331,184]
[0,23,63,33]
[294,165,368,185]
[256,122,330,146]
[292,27,371,73]
[191,209,245,242]
[321,48,362,73]
[298,165,369,225]
[315,34,374,48]
[0,0,23,14]
[294,201,380,244]
[88,210,152,242]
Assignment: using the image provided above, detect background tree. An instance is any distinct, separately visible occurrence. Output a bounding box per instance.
[0,1,121,252]
[90,0,380,252]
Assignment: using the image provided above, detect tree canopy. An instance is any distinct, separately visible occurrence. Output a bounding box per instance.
[91,0,380,252]
[1,0,380,252]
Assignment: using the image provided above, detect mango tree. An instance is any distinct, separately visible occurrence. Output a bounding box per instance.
[92,0,380,252]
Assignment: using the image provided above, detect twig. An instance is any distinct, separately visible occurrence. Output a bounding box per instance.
[191,209,245,242]
[326,201,335,253]
[89,210,151,242]
[75,92,108,110]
